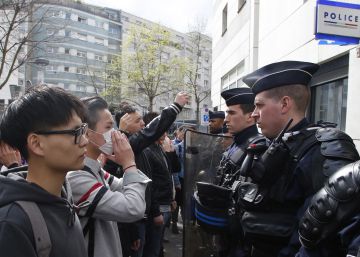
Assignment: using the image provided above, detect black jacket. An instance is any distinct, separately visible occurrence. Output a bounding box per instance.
[143,144,181,217]
[104,102,182,176]
[102,102,182,244]
[103,102,182,213]
[0,174,87,257]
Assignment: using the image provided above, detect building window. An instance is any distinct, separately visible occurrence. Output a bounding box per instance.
[108,13,116,20]
[64,48,70,54]
[95,21,104,28]
[47,29,55,35]
[238,0,246,13]
[204,80,209,86]
[49,10,60,17]
[77,33,87,41]
[94,37,104,45]
[47,47,57,53]
[65,30,71,37]
[76,68,86,75]
[94,54,103,61]
[122,16,129,22]
[77,50,86,58]
[64,84,70,90]
[312,78,348,130]
[222,4,228,36]
[109,28,118,34]
[221,61,245,89]
[76,85,86,92]
[64,66,70,72]
[65,12,71,19]
[46,66,57,72]
[78,16,87,24]
[108,44,116,50]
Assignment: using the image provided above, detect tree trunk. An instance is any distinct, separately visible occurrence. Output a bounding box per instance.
[196,100,200,126]
[148,96,154,112]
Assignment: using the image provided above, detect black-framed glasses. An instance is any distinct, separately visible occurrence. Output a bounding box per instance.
[34,123,88,144]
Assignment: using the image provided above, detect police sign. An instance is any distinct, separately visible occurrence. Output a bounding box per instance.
[316,0,360,42]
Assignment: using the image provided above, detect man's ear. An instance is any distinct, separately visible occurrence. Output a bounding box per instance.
[280,96,292,114]
[27,133,45,157]
[246,112,255,123]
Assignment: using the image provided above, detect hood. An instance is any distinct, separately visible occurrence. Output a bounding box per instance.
[0,172,66,208]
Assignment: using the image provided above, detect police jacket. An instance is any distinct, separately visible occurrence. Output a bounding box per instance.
[297,161,360,257]
[217,124,265,187]
[238,119,359,257]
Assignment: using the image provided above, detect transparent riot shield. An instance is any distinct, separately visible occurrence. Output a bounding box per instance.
[183,130,232,257]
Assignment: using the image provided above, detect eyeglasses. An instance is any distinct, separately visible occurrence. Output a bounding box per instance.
[34,123,88,144]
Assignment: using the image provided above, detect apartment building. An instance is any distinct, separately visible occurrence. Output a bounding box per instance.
[1,0,212,122]
[20,0,122,98]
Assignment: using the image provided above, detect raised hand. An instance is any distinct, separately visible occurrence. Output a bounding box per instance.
[107,131,136,171]
[174,91,189,107]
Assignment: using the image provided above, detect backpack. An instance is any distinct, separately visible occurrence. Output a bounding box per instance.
[15,201,52,257]
[1,165,52,257]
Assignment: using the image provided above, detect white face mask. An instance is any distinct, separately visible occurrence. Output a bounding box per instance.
[99,128,114,155]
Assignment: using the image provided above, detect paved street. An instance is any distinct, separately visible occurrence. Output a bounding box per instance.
[163,222,183,257]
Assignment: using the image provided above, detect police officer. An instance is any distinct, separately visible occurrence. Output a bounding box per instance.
[217,87,265,187]
[208,110,226,135]
[195,87,266,257]
[236,61,359,257]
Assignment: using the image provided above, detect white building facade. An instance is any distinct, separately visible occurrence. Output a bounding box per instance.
[212,0,360,147]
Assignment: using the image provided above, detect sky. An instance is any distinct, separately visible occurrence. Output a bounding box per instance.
[83,0,213,35]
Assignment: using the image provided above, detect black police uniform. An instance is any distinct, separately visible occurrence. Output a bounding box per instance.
[236,61,360,257]
[195,88,267,257]
[297,160,360,257]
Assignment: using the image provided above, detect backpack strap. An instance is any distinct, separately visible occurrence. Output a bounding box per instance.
[16,201,52,257]
[81,165,108,257]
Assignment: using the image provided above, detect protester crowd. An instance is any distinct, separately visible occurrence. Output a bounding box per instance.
[0,60,359,257]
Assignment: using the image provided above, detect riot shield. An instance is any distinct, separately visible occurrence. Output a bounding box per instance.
[183,130,231,257]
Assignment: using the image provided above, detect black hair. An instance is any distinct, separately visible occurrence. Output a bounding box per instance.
[81,96,108,130]
[239,103,255,114]
[0,85,86,160]
[143,112,159,126]
[115,102,137,128]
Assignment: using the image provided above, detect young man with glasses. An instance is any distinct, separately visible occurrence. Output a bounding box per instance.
[0,86,88,257]
[66,96,150,257]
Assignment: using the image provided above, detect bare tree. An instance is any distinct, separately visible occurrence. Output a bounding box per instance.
[0,0,67,90]
[184,20,212,125]
[76,57,105,96]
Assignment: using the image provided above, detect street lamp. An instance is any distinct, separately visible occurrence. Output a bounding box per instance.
[24,58,49,92]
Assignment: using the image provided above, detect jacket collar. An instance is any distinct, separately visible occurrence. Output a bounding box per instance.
[233,124,259,145]
[84,157,102,173]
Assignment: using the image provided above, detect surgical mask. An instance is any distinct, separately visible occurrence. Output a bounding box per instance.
[98,128,115,155]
